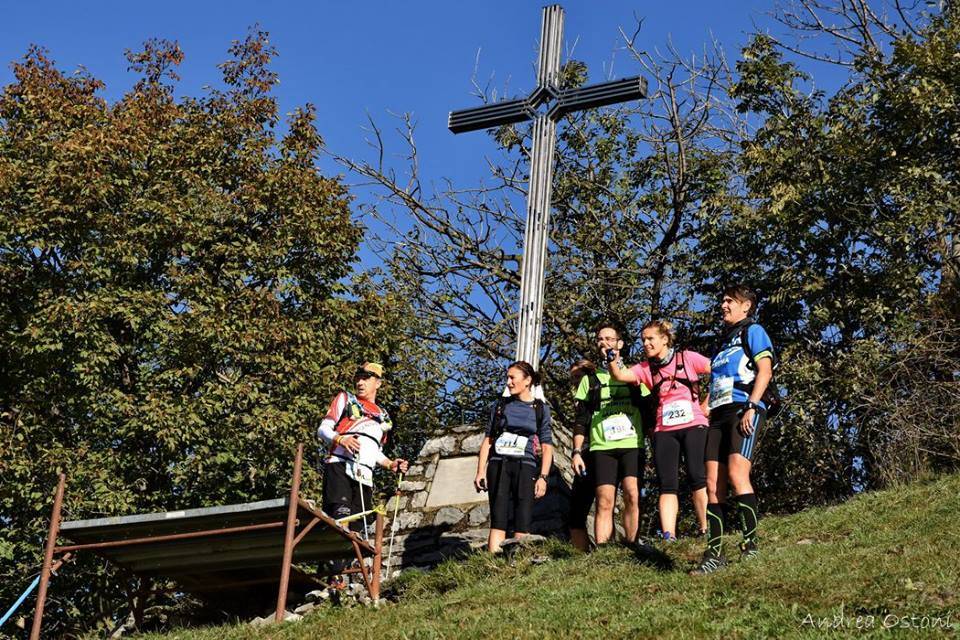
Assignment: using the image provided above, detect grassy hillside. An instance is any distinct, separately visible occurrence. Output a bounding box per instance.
[141,474,960,639]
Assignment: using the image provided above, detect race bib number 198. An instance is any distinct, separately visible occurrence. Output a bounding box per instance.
[601,414,636,441]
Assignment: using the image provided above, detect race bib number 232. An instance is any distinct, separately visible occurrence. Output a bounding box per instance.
[661,400,694,426]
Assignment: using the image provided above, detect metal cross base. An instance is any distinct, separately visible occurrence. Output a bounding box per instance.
[449,4,647,370]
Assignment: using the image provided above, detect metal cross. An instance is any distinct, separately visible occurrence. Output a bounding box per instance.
[449,4,647,370]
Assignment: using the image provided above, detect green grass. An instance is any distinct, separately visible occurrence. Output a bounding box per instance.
[141,475,960,639]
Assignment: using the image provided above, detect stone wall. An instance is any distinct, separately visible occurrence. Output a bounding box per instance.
[385,421,572,572]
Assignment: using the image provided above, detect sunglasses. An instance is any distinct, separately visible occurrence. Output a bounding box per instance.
[354,370,379,381]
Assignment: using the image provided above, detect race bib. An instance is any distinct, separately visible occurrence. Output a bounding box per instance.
[601,414,637,441]
[345,461,373,486]
[709,376,734,409]
[662,400,694,426]
[494,432,529,457]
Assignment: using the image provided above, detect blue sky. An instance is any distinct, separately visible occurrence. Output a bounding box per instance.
[0,1,790,188]
[2,1,850,276]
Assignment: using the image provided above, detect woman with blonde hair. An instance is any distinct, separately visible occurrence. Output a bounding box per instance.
[607,319,710,541]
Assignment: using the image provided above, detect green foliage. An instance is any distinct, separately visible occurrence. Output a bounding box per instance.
[711,8,960,502]
[0,32,441,637]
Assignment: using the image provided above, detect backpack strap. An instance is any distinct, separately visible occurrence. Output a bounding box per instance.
[735,325,757,393]
[739,324,756,370]
[490,396,511,442]
[678,351,700,403]
[714,319,751,359]
[740,322,778,371]
[587,373,602,412]
[649,352,698,401]
[533,399,544,434]
[735,323,779,396]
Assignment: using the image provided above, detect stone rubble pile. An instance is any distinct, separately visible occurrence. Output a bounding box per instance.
[249,582,381,626]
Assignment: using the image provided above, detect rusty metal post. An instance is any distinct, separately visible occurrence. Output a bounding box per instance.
[30,473,65,640]
[275,443,303,622]
[351,539,374,596]
[371,512,384,601]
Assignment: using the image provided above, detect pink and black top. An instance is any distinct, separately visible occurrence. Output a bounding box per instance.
[630,350,710,432]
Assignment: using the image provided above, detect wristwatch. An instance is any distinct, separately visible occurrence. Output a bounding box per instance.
[572,448,582,456]
[746,401,762,412]
[538,474,548,481]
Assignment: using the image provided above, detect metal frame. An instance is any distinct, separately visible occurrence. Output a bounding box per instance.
[29,443,384,637]
[448,4,647,370]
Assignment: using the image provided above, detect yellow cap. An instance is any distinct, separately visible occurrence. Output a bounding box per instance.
[360,362,384,378]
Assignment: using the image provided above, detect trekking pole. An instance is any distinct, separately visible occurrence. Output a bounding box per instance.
[385,472,405,579]
[357,474,371,541]
[1,554,72,629]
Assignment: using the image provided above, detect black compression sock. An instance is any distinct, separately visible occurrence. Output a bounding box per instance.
[736,493,759,544]
[721,501,733,527]
[706,503,724,555]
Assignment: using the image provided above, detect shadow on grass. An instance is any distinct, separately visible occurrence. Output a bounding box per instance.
[382,537,579,602]
[631,540,676,572]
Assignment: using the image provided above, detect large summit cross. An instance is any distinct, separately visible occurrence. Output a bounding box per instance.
[449,4,647,370]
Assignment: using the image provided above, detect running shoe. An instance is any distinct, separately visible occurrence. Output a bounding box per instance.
[739,539,759,561]
[689,549,727,575]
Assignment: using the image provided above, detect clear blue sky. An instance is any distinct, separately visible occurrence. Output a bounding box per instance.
[0,1,788,183]
[2,1,842,274]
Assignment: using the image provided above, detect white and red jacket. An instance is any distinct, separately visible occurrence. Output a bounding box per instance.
[317,391,391,487]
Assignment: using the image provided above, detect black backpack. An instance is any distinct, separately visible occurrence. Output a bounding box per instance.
[726,322,784,419]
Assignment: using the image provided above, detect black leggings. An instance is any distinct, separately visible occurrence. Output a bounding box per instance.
[569,457,595,530]
[487,458,535,533]
[653,427,707,494]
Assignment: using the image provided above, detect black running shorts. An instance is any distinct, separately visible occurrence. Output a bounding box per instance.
[653,427,707,494]
[322,461,374,533]
[592,447,643,487]
[705,403,764,462]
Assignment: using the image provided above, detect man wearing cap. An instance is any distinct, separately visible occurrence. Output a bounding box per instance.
[317,363,408,535]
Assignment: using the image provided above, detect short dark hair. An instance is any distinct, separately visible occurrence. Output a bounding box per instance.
[507,360,540,386]
[723,284,758,316]
[594,318,626,339]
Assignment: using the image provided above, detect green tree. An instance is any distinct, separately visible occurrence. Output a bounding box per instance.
[0,31,441,637]
[710,2,960,504]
